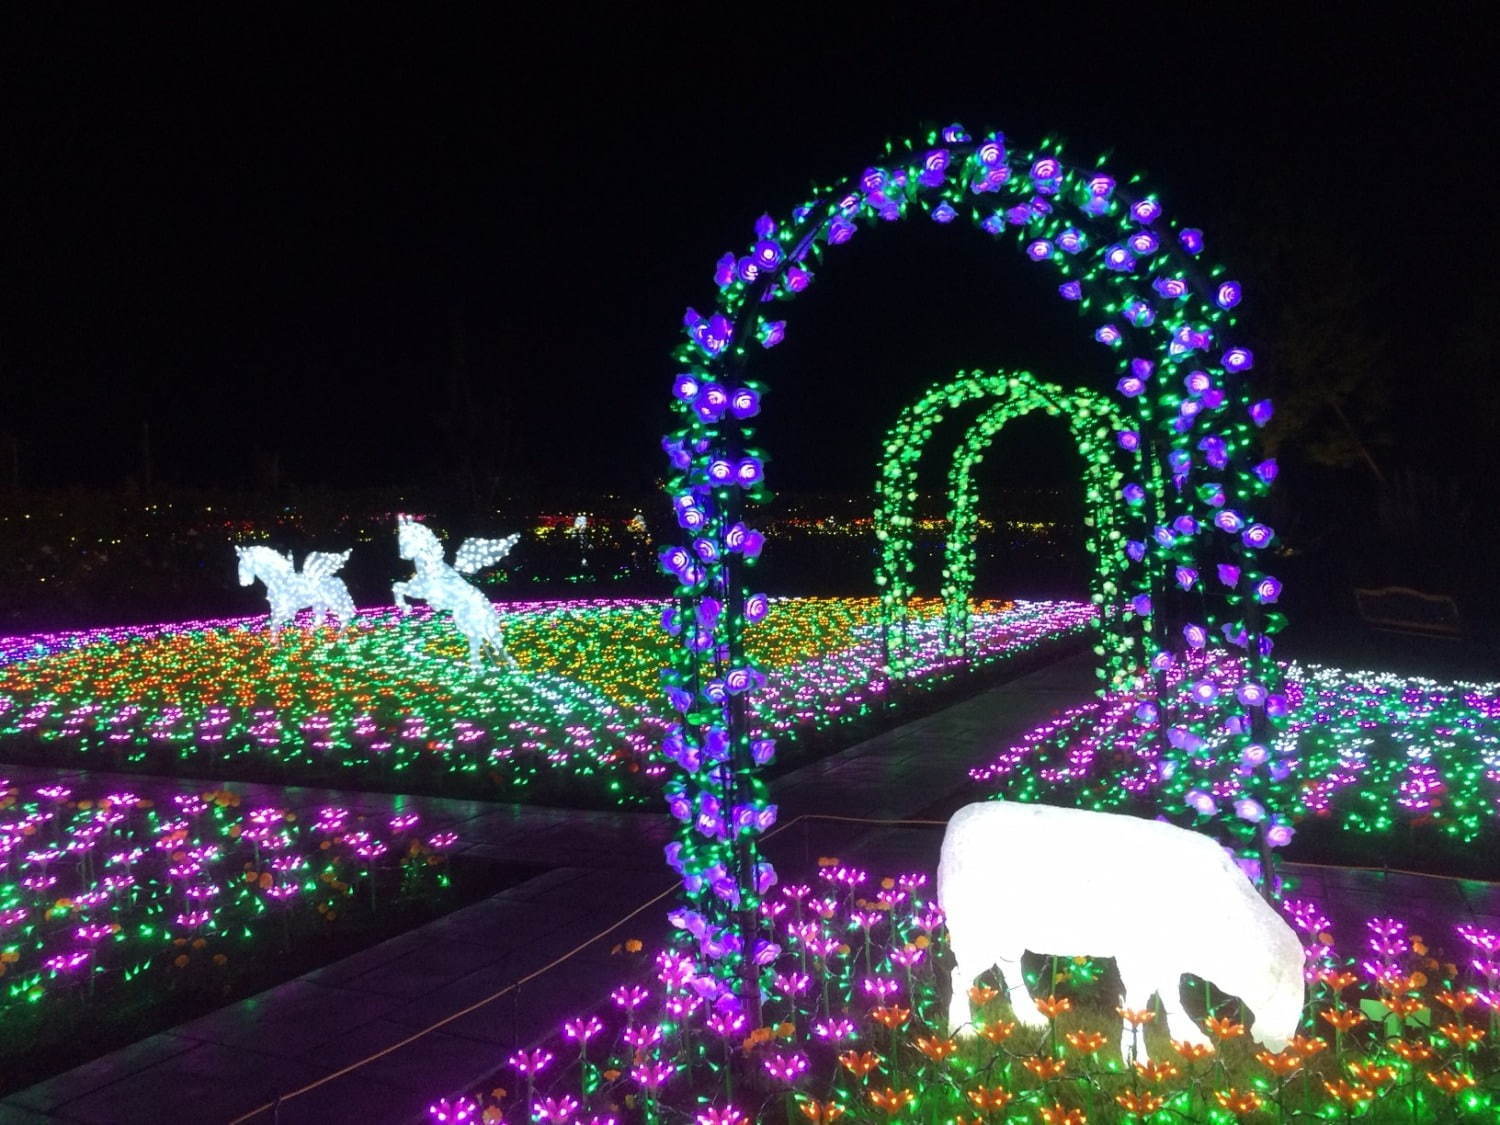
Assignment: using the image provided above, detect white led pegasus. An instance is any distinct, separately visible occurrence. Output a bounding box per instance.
[392,514,520,669]
[938,801,1305,1062]
[235,545,356,637]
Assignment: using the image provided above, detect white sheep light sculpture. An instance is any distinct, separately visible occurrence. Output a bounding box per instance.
[938,801,1305,1062]
[235,545,356,636]
[392,514,520,669]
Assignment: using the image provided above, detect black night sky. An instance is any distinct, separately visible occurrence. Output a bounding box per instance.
[2,8,1497,503]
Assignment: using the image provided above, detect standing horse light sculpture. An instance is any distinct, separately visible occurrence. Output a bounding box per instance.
[938,801,1305,1062]
[392,515,520,669]
[234,545,356,637]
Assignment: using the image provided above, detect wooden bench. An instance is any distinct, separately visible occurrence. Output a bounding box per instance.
[1354,586,1463,639]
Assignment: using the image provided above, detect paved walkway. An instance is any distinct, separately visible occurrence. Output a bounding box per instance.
[5,652,1498,1124]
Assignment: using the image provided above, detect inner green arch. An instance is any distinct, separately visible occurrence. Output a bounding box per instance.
[874,369,1134,682]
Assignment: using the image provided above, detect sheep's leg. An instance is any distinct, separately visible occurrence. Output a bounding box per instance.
[947,958,976,1036]
[996,950,1046,1030]
[1158,972,1209,1048]
[1116,956,1158,1064]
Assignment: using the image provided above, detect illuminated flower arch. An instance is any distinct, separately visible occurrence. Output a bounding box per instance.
[873,369,1130,677]
[658,122,1280,996]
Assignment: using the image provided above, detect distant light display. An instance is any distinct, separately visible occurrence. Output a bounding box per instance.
[0,598,1092,802]
[393,515,520,669]
[873,369,1131,682]
[659,121,1275,995]
[234,545,356,635]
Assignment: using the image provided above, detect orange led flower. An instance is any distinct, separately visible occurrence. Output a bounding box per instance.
[1023,1056,1068,1079]
[1114,1091,1165,1115]
[1063,1030,1107,1054]
[837,1050,882,1078]
[1435,989,1479,1013]
[1289,1035,1328,1057]
[1322,1080,1374,1107]
[1389,1038,1433,1062]
[1426,1069,1478,1094]
[1346,1061,1397,1087]
[1134,1060,1181,1084]
[866,1088,915,1115]
[1255,1048,1303,1076]
[869,1005,910,1030]
[969,984,999,1007]
[1317,969,1358,991]
[1035,995,1072,1020]
[966,1086,1014,1110]
[1380,995,1427,1018]
[1038,1104,1086,1125]
[1213,1089,1264,1115]
[913,1035,958,1062]
[978,1020,1016,1044]
[1319,1008,1366,1032]
[1115,1006,1156,1027]
[1203,1016,1246,1039]
[1171,1040,1215,1061]
[796,1098,847,1124]
[1438,1022,1484,1047]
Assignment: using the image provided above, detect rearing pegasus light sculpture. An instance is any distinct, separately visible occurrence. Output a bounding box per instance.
[235,545,356,637]
[392,514,520,669]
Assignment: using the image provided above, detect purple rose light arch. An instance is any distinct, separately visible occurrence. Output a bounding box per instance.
[658,122,1281,1003]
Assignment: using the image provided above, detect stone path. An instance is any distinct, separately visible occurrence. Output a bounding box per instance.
[5,651,1498,1124]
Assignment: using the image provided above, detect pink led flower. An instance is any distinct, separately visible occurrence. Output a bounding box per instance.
[563,1015,604,1043]
[763,1051,809,1084]
[507,1047,554,1076]
[631,1059,675,1091]
[611,984,648,1012]
[695,1108,749,1125]
[531,1094,580,1123]
[427,1096,480,1123]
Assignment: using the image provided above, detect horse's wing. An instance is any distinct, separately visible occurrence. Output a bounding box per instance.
[454,534,519,575]
[303,550,353,579]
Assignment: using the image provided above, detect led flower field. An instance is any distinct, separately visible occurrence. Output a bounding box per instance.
[0,598,1093,804]
[970,655,1500,861]
[426,863,1499,1123]
[0,775,457,1076]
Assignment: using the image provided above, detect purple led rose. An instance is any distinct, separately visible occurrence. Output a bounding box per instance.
[1216,281,1242,309]
[1253,575,1282,603]
[1241,524,1274,549]
[1117,429,1141,451]
[1125,540,1146,562]
[1179,227,1204,253]
[1213,509,1246,534]
[1058,280,1083,301]
[730,387,760,419]
[1026,239,1054,261]
[1153,275,1188,299]
[1221,347,1254,372]
[1131,198,1163,224]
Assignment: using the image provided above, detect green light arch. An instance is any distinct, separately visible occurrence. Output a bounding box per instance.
[874,369,1135,680]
